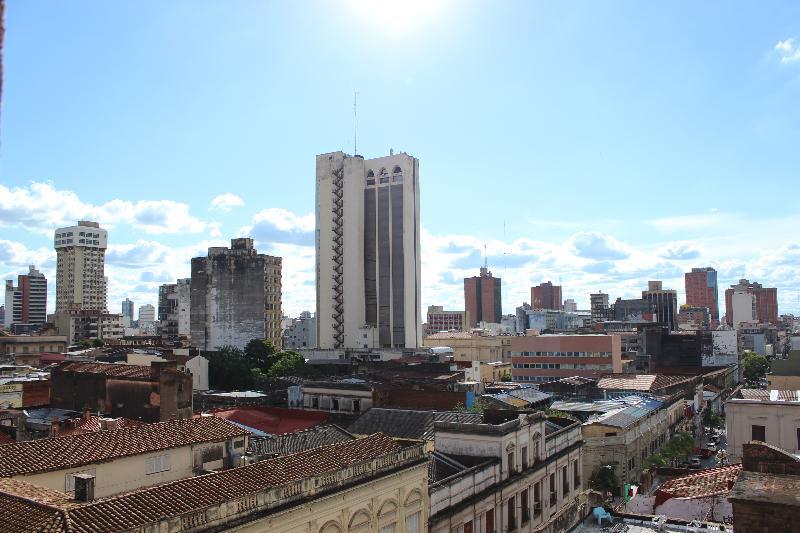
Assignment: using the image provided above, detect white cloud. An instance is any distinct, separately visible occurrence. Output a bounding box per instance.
[0,182,207,235]
[209,193,245,212]
[239,208,315,246]
[775,37,800,63]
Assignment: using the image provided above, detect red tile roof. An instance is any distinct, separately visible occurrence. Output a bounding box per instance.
[207,406,329,435]
[0,416,248,477]
[0,432,14,445]
[55,362,154,380]
[738,389,800,401]
[0,433,419,532]
[655,464,742,506]
[597,373,695,392]
[59,415,144,437]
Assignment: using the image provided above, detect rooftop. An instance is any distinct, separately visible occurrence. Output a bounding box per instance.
[656,464,742,503]
[729,470,800,508]
[53,362,155,380]
[0,433,422,532]
[735,389,800,402]
[0,416,248,477]
[585,395,664,428]
[348,408,482,440]
[206,406,329,437]
[597,374,694,392]
[249,424,355,457]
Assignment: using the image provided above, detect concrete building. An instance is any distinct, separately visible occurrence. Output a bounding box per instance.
[510,334,623,383]
[725,388,800,461]
[0,303,4,328]
[126,351,209,392]
[532,281,563,310]
[190,238,282,351]
[0,416,247,498]
[0,328,67,361]
[684,267,719,325]
[316,150,422,350]
[301,380,373,414]
[642,281,678,330]
[725,278,778,326]
[676,305,711,331]
[706,329,739,367]
[282,310,317,350]
[563,299,577,313]
[0,432,429,533]
[612,297,653,323]
[590,292,610,323]
[465,360,513,383]
[425,305,468,335]
[50,309,123,343]
[516,305,583,333]
[4,265,47,332]
[158,279,190,342]
[429,411,585,532]
[465,266,502,328]
[54,221,108,312]
[423,330,511,363]
[121,298,134,322]
[137,303,155,323]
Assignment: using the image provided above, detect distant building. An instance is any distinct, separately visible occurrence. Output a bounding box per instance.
[316,151,422,350]
[158,279,190,342]
[563,298,577,313]
[464,266,502,328]
[282,311,316,350]
[510,334,623,382]
[590,292,610,323]
[685,267,719,324]
[138,303,155,323]
[423,331,510,363]
[54,220,108,312]
[642,281,678,330]
[676,304,711,331]
[725,278,778,326]
[0,304,4,328]
[0,328,68,362]
[516,306,583,332]
[50,309,123,343]
[425,305,468,335]
[190,238,282,351]
[121,298,134,322]
[612,297,653,323]
[4,265,47,333]
[531,281,563,310]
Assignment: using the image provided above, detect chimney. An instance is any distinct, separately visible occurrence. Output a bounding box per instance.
[73,473,95,502]
[50,416,59,437]
[82,406,91,421]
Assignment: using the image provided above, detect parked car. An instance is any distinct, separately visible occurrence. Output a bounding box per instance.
[689,457,702,469]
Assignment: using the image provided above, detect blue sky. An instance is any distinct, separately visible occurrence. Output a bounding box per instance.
[2,0,800,318]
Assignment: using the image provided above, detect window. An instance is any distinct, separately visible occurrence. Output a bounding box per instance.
[573,461,581,488]
[562,466,569,496]
[146,454,171,475]
[462,521,473,533]
[405,512,421,533]
[486,508,495,533]
[507,452,514,478]
[533,482,542,516]
[379,524,395,533]
[332,398,339,411]
[752,425,766,441]
[521,488,530,523]
[522,446,528,470]
[311,396,319,409]
[549,473,557,506]
[797,428,800,450]
[507,495,516,531]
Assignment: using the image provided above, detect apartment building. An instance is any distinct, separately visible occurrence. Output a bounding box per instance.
[426,305,469,335]
[4,265,47,332]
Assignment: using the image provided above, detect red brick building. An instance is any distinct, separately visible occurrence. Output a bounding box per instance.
[724,279,779,326]
[464,266,501,327]
[684,267,719,324]
[531,281,563,310]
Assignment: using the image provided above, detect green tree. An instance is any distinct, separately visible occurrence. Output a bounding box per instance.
[266,351,317,379]
[589,465,620,494]
[703,409,724,429]
[244,339,276,372]
[91,338,104,348]
[643,453,668,469]
[207,346,253,390]
[500,371,513,381]
[742,351,770,385]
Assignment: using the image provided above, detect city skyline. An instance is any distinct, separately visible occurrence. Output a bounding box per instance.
[1,2,799,316]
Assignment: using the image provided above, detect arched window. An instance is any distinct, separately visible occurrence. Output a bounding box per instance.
[319,521,343,533]
[392,165,402,174]
[391,165,403,183]
[378,167,390,184]
[348,510,371,532]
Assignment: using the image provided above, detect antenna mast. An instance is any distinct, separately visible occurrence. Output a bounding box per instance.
[353,91,359,155]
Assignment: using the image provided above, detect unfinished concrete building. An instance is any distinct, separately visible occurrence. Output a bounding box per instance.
[190,238,282,351]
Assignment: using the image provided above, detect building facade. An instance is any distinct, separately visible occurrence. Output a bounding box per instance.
[642,281,678,330]
[54,220,108,312]
[590,292,610,323]
[190,238,282,351]
[465,266,502,328]
[425,305,468,335]
[138,303,155,323]
[3,265,47,332]
[423,331,511,363]
[684,267,719,324]
[316,151,422,350]
[532,281,563,311]
[282,311,316,350]
[121,298,134,322]
[510,334,623,383]
[725,389,800,461]
[158,279,190,342]
[725,279,778,326]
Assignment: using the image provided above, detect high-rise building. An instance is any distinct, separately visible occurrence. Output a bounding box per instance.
[282,311,317,350]
[4,265,47,332]
[642,281,678,330]
[464,266,502,328]
[684,267,719,324]
[425,305,468,335]
[191,238,282,351]
[590,292,610,323]
[531,281,562,310]
[138,304,156,323]
[54,221,108,312]
[563,299,577,313]
[121,298,134,322]
[315,151,422,350]
[159,279,191,342]
[724,279,778,326]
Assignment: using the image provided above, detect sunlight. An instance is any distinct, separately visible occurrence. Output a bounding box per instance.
[349,0,450,36]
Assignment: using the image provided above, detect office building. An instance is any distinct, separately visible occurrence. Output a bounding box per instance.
[191,238,282,351]
[590,292,610,323]
[563,299,577,313]
[724,279,778,326]
[53,220,108,312]
[121,298,134,322]
[642,281,678,330]
[315,150,422,349]
[464,266,502,328]
[684,267,719,324]
[283,311,317,350]
[3,265,47,332]
[531,281,562,310]
[510,334,623,382]
[138,303,155,323]
[613,297,654,323]
[425,305,468,335]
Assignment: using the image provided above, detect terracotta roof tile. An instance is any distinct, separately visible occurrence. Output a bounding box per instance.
[0,416,248,477]
[55,362,154,380]
[656,464,741,504]
[597,373,693,392]
[59,416,143,437]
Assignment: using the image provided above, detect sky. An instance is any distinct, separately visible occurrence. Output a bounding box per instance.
[1,0,800,319]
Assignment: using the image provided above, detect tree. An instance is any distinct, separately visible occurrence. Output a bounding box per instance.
[500,371,513,382]
[91,338,104,348]
[206,346,253,390]
[266,351,317,379]
[589,465,620,495]
[244,339,276,372]
[643,453,667,469]
[703,409,724,429]
[742,351,769,385]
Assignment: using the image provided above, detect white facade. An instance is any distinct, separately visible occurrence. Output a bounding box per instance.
[316,151,421,350]
[138,304,156,323]
[54,221,108,312]
[705,329,739,367]
[726,392,800,461]
[731,290,756,327]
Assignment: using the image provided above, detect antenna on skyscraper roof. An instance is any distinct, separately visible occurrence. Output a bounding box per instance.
[353,91,359,156]
[484,244,488,269]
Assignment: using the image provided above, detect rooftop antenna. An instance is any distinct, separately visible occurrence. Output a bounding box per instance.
[353,91,359,156]
[484,243,488,269]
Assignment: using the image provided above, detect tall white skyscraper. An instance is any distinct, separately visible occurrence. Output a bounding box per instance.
[315,150,422,350]
[54,220,108,311]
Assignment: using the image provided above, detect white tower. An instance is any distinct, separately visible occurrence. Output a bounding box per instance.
[316,151,422,350]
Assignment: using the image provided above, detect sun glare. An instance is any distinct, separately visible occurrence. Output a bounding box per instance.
[349,0,449,36]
